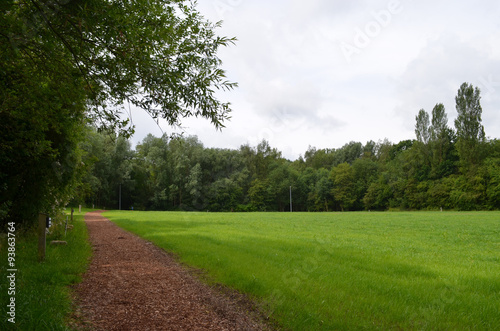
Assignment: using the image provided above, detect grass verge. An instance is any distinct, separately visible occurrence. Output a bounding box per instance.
[104,211,500,330]
[0,209,92,330]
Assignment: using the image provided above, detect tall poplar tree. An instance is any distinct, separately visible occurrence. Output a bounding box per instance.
[429,103,456,178]
[430,103,448,140]
[454,82,486,170]
[415,109,431,144]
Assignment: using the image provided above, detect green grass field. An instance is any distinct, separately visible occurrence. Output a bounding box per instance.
[0,209,92,330]
[104,211,500,330]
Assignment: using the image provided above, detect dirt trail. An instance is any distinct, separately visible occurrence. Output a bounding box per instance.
[74,211,267,330]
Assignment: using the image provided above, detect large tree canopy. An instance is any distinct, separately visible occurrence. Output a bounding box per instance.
[1,0,236,226]
[4,0,237,133]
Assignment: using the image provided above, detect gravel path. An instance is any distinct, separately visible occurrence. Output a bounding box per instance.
[74,211,268,330]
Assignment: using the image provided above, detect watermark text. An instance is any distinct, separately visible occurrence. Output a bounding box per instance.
[6,221,17,324]
[339,0,403,63]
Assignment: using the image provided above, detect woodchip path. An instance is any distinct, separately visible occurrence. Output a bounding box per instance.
[73,211,268,330]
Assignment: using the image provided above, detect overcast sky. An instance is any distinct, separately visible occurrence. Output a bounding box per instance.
[129,0,500,160]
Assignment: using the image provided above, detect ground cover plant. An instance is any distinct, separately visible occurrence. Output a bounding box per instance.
[105,210,500,330]
[0,209,92,330]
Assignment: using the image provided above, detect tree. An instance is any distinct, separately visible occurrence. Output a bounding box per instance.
[268,163,297,211]
[414,109,435,181]
[248,179,273,211]
[415,109,431,144]
[74,132,134,209]
[430,103,448,141]
[428,104,457,179]
[454,82,486,170]
[483,158,500,209]
[362,140,377,159]
[186,163,203,209]
[168,137,203,209]
[304,146,336,170]
[330,163,356,211]
[333,141,363,166]
[311,169,333,211]
[363,174,392,210]
[1,7,88,225]
[352,158,379,209]
[254,140,282,179]
[1,0,236,226]
[133,134,172,210]
[208,178,239,211]
[375,139,394,164]
[5,0,237,133]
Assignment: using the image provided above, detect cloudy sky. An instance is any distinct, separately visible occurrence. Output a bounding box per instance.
[129,0,500,160]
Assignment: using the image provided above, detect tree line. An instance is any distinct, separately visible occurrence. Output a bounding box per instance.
[74,82,500,212]
[2,1,499,228]
[1,0,235,227]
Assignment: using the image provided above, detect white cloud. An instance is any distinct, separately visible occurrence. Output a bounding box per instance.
[128,0,500,159]
[394,33,500,135]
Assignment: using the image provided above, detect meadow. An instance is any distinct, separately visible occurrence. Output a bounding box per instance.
[104,211,500,330]
[0,209,92,330]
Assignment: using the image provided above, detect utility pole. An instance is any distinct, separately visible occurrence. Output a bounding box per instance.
[290,186,292,212]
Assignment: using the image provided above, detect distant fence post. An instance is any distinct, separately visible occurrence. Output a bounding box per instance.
[38,213,46,262]
[79,205,81,213]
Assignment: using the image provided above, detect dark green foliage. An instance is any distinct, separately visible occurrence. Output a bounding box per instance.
[415,109,430,144]
[1,0,236,226]
[0,28,87,226]
[70,81,498,212]
[330,163,356,211]
[80,97,499,212]
[309,169,334,211]
[4,4,498,221]
[454,82,486,171]
[483,157,500,209]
